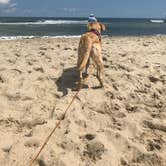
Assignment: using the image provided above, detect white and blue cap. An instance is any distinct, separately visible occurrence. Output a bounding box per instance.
[88,14,97,23]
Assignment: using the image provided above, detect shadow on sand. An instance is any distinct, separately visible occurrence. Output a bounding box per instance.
[56,67,100,96]
[56,67,79,96]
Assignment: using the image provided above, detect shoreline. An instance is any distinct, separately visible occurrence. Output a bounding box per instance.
[1,34,166,41]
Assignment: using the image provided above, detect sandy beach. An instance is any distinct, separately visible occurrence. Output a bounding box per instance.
[0,36,166,166]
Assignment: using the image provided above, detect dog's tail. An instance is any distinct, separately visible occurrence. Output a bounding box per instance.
[77,36,92,71]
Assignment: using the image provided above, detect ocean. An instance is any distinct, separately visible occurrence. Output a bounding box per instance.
[0,17,166,40]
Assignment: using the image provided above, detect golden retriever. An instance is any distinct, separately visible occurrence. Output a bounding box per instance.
[77,22,106,88]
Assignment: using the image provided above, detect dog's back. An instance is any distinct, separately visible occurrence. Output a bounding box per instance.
[77,32,100,71]
[77,22,105,71]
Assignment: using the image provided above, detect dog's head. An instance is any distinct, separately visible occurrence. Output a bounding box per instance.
[87,22,106,33]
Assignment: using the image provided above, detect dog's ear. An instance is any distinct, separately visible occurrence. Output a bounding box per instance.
[100,23,106,31]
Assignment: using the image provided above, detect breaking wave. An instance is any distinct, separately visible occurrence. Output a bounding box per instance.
[0,20,88,25]
[0,35,81,40]
[150,19,164,23]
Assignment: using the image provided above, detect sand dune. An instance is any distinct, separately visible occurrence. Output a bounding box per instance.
[0,36,166,166]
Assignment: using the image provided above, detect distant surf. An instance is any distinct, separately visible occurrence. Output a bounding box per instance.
[150,19,165,23]
[0,19,87,25]
[0,35,81,40]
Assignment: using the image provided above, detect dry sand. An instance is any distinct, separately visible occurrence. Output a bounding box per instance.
[0,36,166,166]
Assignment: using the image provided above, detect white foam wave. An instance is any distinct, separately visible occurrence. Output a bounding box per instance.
[150,19,164,23]
[39,20,87,24]
[0,35,81,40]
[42,35,81,38]
[0,36,35,40]
[0,20,88,25]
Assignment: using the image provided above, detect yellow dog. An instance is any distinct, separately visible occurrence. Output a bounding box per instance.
[77,22,106,87]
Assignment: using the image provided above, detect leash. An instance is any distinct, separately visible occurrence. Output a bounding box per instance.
[28,64,94,166]
[28,83,82,166]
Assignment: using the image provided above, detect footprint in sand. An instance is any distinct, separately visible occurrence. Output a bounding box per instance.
[83,141,106,161]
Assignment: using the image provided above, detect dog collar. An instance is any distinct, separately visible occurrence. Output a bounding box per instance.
[89,29,101,41]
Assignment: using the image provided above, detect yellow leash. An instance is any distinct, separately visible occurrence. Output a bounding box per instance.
[28,65,94,166]
[29,83,82,166]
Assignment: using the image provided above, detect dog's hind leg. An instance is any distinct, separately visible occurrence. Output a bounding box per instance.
[77,70,83,89]
[91,45,104,87]
[96,58,104,87]
[84,58,90,79]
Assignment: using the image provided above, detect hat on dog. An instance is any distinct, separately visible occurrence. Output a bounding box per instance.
[88,14,97,23]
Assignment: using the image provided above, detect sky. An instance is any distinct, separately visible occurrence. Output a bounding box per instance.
[0,0,166,18]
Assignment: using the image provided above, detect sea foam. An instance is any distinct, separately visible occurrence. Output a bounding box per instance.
[150,19,164,23]
[0,35,81,40]
[0,20,87,25]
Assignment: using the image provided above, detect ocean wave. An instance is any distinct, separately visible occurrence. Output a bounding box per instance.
[150,19,165,23]
[39,20,87,24]
[0,36,35,40]
[0,35,81,40]
[0,20,88,25]
[42,35,81,38]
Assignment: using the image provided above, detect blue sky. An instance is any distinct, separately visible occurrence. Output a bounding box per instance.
[0,0,166,18]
